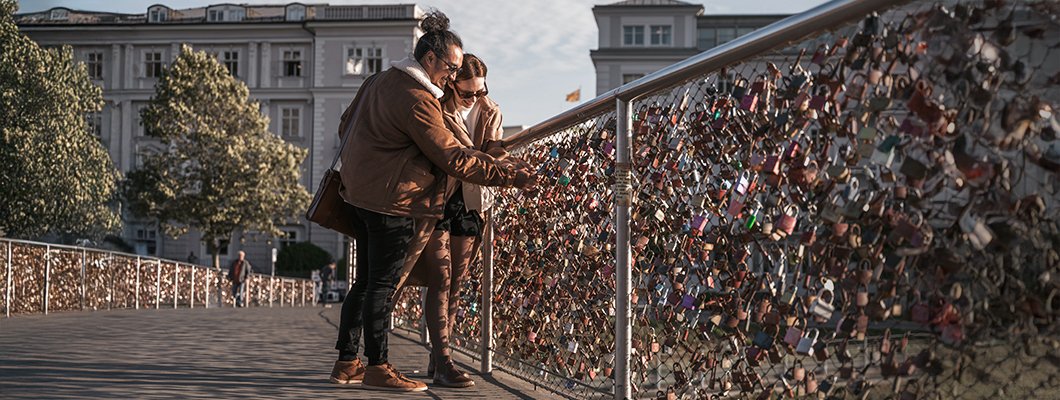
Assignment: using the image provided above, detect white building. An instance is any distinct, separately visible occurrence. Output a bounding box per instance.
[16,3,424,270]
[591,0,788,95]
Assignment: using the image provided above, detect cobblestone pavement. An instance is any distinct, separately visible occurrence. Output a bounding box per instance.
[0,306,561,399]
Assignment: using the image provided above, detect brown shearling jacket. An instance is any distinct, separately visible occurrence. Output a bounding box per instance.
[335,68,517,219]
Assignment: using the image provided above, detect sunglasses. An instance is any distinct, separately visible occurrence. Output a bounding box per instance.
[434,51,461,76]
[455,82,489,99]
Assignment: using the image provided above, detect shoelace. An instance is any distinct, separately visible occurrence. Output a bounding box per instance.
[383,364,418,384]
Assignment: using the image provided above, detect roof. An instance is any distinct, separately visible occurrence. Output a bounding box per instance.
[599,0,700,7]
[14,3,419,25]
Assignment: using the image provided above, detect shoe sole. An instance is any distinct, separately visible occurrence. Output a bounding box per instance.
[329,377,363,384]
[432,380,475,388]
[362,383,428,392]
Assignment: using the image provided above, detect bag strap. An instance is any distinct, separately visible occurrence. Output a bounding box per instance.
[331,106,358,171]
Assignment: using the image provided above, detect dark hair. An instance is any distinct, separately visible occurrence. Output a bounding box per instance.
[413,10,463,61]
[455,53,487,81]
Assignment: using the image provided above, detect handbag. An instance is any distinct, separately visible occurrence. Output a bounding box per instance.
[305,103,360,238]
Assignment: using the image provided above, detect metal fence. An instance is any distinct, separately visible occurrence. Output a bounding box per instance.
[391,0,1060,398]
[1,237,317,318]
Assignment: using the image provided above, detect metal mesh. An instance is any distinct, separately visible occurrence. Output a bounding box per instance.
[386,1,1060,399]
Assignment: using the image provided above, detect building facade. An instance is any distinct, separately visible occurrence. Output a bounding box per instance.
[591,0,789,95]
[16,3,424,270]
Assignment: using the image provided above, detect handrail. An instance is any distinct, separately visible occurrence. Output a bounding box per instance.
[505,0,906,150]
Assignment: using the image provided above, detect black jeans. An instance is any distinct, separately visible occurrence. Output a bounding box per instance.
[335,206,417,366]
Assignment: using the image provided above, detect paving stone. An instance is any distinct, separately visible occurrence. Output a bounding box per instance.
[0,306,562,399]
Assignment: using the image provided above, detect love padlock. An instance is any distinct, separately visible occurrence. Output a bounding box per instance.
[796,328,819,356]
[809,289,836,321]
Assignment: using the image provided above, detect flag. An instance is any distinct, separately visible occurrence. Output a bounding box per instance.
[565,88,581,102]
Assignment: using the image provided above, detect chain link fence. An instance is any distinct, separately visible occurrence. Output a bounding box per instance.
[392,0,1060,398]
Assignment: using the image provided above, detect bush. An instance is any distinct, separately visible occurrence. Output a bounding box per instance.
[275,241,332,278]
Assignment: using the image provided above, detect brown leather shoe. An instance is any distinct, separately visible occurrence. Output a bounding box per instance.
[363,363,428,392]
[433,360,475,388]
[329,359,365,384]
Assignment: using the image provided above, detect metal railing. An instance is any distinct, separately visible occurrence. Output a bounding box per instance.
[391,0,1060,398]
[1,237,317,318]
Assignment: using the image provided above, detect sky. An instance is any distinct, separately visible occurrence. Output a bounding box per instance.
[17,0,829,127]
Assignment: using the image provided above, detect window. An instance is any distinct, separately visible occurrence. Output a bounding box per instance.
[207,7,245,22]
[283,50,302,77]
[222,51,239,77]
[650,25,672,46]
[697,29,716,49]
[278,230,298,250]
[149,8,168,22]
[144,52,163,78]
[86,112,102,137]
[737,27,755,38]
[623,26,644,46]
[286,5,306,21]
[622,74,644,85]
[86,52,103,80]
[135,227,158,255]
[345,47,383,75]
[280,107,301,137]
[716,73,735,94]
[50,9,68,21]
[717,28,736,45]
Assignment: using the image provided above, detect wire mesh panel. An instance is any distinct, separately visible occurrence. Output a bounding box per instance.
[84,251,112,310]
[157,261,177,308]
[47,247,83,312]
[138,260,160,309]
[110,255,137,309]
[10,242,45,314]
[175,263,191,307]
[192,266,209,308]
[616,1,1060,398]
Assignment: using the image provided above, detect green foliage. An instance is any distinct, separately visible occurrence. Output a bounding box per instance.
[0,0,121,240]
[123,44,310,266]
[275,241,332,278]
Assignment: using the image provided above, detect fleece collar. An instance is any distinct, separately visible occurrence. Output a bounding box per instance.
[391,56,444,99]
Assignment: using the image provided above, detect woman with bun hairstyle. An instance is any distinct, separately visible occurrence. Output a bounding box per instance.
[328,10,536,392]
[414,53,503,388]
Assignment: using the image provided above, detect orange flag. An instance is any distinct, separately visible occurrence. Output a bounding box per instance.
[565,88,581,102]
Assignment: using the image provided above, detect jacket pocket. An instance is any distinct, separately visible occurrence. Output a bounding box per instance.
[391,159,436,207]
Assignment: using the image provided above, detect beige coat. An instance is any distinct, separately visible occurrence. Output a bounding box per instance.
[440,94,504,212]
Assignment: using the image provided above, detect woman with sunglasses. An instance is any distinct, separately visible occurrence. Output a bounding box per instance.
[416,53,502,388]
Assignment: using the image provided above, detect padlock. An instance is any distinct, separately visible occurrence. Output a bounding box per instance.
[809,289,836,321]
[796,328,818,355]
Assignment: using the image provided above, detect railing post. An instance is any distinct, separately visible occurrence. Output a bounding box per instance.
[301,280,305,307]
[80,249,86,311]
[481,211,494,374]
[5,241,11,318]
[135,256,141,310]
[155,259,161,310]
[173,263,178,309]
[270,275,275,307]
[190,265,196,309]
[614,97,634,400]
[44,245,50,315]
[108,254,114,310]
[204,269,210,309]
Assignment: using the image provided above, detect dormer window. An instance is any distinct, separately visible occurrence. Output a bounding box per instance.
[207,5,246,22]
[286,4,306,21]
[148,6,169,23]
[50,9,69,21]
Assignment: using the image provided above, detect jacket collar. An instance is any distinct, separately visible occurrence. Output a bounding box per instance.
[391,56,444,99]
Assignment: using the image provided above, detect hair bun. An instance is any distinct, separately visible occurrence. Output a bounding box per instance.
[420,10,450,33]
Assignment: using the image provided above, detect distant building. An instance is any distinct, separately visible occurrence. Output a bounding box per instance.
[16,3,423,270]
[591,0,789,95]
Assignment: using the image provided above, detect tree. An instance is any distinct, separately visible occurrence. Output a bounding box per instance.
[0,0,121,240]
[123,44,310,268]
[275,241,333,278]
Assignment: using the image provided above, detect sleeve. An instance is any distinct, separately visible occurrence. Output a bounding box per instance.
[405,99,516,188]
